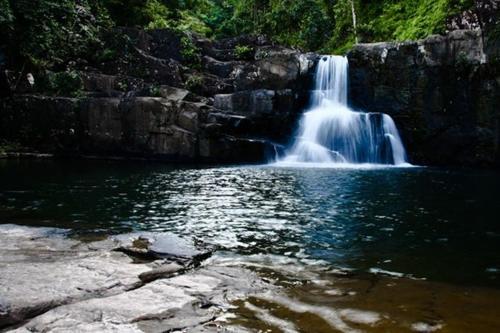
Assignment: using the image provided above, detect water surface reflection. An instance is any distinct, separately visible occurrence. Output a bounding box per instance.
[1,160,499,287]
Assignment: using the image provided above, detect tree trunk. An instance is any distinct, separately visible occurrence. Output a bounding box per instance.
[350,0,358,44]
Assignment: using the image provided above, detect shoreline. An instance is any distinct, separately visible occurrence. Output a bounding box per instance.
[2,224,500,332]
[0,224,272,332]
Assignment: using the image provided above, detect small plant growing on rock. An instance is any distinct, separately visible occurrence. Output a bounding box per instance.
[180,35,201,69]
[116,80,128,92]
[149,84,162,97]
[37,71,83,97]
[235,45,254,60]
[185,74,203,91]
[96,48,118,63]
[0,140,22,154]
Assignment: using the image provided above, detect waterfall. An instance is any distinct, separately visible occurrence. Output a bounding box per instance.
[278,55,409,166]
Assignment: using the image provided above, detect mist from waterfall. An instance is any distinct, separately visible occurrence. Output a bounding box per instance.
[277,55,410,167]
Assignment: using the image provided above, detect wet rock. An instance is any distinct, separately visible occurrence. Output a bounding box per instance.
[348,29,500,167]
[156,85,192,102]
[178,107,200,132]
[138,263,184,283]
[1,71,35,94]
[0,224,272,333]
[0,225,148,328]
[113,231,214,264]
[199,135,275,163]
[9,266,270,333]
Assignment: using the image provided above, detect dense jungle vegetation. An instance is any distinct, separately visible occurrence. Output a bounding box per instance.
[0,0,495,71]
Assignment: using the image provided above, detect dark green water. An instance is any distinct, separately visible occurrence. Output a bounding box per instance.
[1,159,499,288]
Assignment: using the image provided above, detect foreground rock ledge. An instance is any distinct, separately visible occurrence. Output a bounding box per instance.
[0,224,269,332]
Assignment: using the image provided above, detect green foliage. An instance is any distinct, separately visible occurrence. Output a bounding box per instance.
[356,0,472,42]
[144,0,171,29]
[204,0,332,50]
[37,71,84,97]
[177,10,212,35]
[103,0,169,28]
[185,74,203,90]
[1,0,480,72]
[317,0,475,53]
[96,48,118,63]
[0,0,14,33]
[149,84,162,97]
[180,35,201,67]
[0,140,22,154]
[4,0,111,69]
[234,45,253,59]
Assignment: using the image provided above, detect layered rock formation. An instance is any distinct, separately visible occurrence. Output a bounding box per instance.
[0,224,270,332]
[348,29,500,167]
[2,27,500,167]
[0,30,316,163]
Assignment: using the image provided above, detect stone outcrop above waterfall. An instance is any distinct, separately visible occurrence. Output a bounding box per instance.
[0,30,317,163]
[348,29,500,167]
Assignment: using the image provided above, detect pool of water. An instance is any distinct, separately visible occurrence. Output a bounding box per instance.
[1,159,499,289]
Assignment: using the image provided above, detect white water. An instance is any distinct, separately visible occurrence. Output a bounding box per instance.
[277,55,410,167]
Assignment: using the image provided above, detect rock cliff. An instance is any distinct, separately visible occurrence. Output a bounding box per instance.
[2,28,500,167]
[0,30,317,163]
[348,30,500,167]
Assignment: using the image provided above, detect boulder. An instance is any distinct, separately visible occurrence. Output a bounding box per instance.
[232,48,316,91]
[214,89,294,116]
[202,56,238,78]
[80,73,121,97]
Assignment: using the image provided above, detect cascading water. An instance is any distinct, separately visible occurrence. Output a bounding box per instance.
[278,55,409,166]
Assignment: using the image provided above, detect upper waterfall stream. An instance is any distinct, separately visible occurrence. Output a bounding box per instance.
[277,55,409,167]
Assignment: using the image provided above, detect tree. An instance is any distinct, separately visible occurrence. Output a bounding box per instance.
[3,0,111,69]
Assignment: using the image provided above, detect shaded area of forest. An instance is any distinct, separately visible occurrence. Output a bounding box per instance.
[2,0,497,73]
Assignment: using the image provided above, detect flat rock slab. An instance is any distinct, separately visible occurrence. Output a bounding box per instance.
[0,225,150,328]
[0,224,267,332]
[113,231,214,264]
[9,266,268,333]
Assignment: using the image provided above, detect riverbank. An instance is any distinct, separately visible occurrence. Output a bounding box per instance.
[2,223,500,333]
[0,224,271,332]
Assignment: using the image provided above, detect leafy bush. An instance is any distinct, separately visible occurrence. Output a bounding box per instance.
[37,71,83,97]
[149,84,162,97]
[144,0,171,29]
[185,74,203,91]
[1,0,480,71]
[234,45,253,59]
[3,0,111,69]
[0,140,22,154]
[180,35,201,68]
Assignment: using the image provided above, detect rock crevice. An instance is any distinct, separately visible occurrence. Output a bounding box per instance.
[0,225,270,332]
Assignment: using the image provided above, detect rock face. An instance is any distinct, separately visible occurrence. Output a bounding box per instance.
[4,27,499,167]
[348,29,500,167]
[0,224,270,332]
[0,31,317,164]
